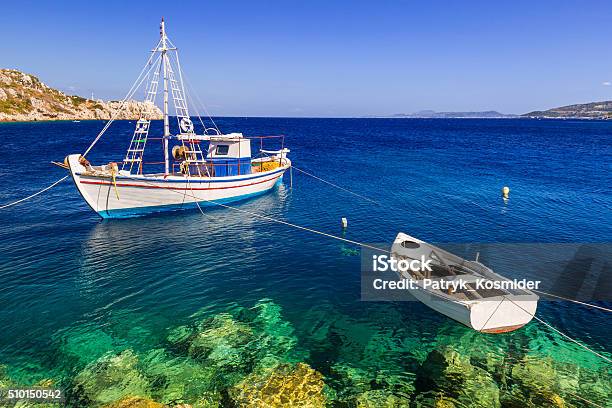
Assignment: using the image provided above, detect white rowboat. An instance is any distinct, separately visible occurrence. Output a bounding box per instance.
[391,232,538,333]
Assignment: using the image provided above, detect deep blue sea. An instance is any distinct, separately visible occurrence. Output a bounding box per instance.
[0,118,610,407]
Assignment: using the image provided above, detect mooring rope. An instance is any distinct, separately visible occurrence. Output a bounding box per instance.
[505,296,611,363]
[127,174,391,254]
[0,176,68,210]
[291,166,383,206]
[533,290,612,313]
[118,173,611,365]
[293,165,612,315]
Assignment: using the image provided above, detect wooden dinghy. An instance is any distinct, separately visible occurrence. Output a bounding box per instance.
[391,232,538,333]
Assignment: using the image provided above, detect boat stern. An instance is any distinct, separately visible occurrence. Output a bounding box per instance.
[470,295,538,333]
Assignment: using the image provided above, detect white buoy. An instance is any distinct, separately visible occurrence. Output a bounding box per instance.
[502,186,510,199]
[341,217,348,229]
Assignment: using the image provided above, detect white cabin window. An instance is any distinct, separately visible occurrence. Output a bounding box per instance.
[216,145,229,155]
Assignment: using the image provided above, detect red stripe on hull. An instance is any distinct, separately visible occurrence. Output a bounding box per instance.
[80,174,282,191]
[480,323,526,334]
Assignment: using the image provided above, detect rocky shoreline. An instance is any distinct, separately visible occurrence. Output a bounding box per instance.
[0,69,162,122]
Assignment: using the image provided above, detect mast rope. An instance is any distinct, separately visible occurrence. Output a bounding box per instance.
[82,39,163,157]
[0,176,68,210]
[178,63,222,135]
[292,165,612,314]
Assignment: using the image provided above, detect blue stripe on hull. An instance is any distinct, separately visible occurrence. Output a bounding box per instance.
[98,176,283,219]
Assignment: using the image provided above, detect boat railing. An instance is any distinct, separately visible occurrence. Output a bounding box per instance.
[127,134,287,176]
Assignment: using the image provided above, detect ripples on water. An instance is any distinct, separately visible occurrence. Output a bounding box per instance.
[0,118,610,406]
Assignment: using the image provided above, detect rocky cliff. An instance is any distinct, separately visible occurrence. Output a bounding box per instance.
[0,69,163,122]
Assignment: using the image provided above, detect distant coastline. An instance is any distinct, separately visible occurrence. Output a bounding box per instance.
[2,68,612,121]
[384,102,612,120]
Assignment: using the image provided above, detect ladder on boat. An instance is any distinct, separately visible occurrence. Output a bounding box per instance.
[123,68,161,173]
[166,58,207,176]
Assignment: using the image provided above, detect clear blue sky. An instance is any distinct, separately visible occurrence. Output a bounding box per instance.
[2,0,612,116]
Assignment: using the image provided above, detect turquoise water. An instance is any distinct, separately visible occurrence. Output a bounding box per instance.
[0,118,610,407]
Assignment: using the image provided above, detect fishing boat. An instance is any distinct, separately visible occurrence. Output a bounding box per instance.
[63,19,291,218]
[391,233,538,333]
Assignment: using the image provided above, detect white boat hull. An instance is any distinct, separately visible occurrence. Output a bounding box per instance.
[391,232,539,333]
[408,284,537,333]
[66,154,289,218]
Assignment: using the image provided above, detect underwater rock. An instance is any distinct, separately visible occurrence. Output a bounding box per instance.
[167,325,194,347]
[247,300,307,371]
[139,348,219,405]
[186,313,253,362]
[417,346,500,408]
[0,364,12,388]
[231,362,326,408]
[70,349,151,407]
[500,385,566,408]
[189,313,253,358]
[185,313,255,385]
[412,392,458,408]
[168,300,305,377]
[103,396,163,408]
[353,389,411,407]
[575,368,611,406]
[328,363,373,402]
[510,356,557,394]
[329,361,414,405]
[503,357,574,407]
[418,347,473,390]
[56,326,123,366]
[35,379,55,388]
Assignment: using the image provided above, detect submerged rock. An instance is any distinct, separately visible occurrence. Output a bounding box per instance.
[328,362,414,406]
[188,313,253,364]
[511,356,557,393]
[167,299,305,378]
[103,396,163,408]
[503,356,572,407]
[412,392,458,408]
[354,389,411,407]
[140,348,219,405]
[70,350,150,407]
[0,364,12,388]
[231,362,326,408]
[56,326,123,366]
[416,346,500,408]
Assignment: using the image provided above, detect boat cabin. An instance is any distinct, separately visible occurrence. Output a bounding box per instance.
[206,133,251,176]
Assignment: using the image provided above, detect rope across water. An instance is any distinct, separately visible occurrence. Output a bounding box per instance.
[0,176,68,210]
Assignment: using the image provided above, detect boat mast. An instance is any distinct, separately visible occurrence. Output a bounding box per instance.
[160,17,170,175]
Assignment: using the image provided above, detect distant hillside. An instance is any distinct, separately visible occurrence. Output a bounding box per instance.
[392,110,516,118]
[523,101,612,119]
[0,69,162,122]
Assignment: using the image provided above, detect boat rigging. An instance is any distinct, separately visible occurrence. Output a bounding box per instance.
[62,18,291,218]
